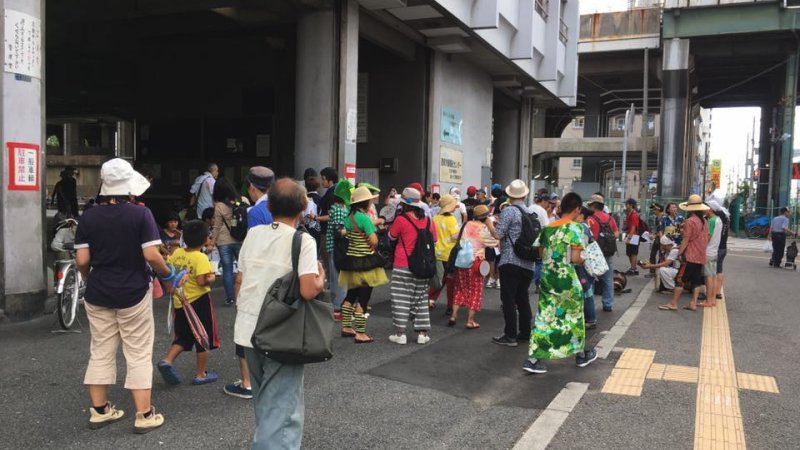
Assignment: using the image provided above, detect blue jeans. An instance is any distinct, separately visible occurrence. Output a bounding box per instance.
[599,255,614,309]
[584,283,596,323]
[328,253,346,310]
[244,348,304,450]
[533,260,543,286]
[218,243,242,302]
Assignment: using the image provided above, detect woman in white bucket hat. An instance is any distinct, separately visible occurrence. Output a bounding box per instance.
[75,158,186,434]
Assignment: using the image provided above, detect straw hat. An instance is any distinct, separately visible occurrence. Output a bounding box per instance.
[351,186,378,205]
[99,158,150,197]
[679,194,710,212]
[587,194,605,206]
[401,187,425,209]
[438,194,457,213]
[505,179,529,199]
[473,204,490,220]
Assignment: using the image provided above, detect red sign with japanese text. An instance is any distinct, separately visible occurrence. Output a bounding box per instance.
[793,162,800,180]
[344,163,356,185]
[6,142,40,191]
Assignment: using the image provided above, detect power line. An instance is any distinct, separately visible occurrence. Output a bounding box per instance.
[694,58,790,104]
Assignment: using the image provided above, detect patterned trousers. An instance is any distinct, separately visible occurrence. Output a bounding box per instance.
[390,268,431,331]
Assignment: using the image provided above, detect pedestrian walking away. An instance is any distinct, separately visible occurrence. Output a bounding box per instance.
[523,193,598,375]
[389,187,438,345]
[75,158,186,434]
[234,178,325,450]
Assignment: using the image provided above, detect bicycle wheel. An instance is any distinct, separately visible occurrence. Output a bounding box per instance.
[57,266,79,329]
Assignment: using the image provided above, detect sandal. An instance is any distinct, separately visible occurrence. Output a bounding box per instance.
[341,329,356,337]
[466,322,481,329]
[683,305,697,311]
[447,318,456,327]
[354,337,374,344]
[657,305,677,311]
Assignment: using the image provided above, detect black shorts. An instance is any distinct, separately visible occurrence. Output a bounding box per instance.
[681,262,705,288]
[173,293,219,353]
[235,344,245,358]
[485,248,496,263]
[716,248,727,274]
[626,244,640,257]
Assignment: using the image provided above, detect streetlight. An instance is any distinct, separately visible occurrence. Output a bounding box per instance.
[621,103,635,201]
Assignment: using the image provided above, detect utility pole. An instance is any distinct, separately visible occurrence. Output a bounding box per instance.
[640,47,649,204]
[767,106,777,216]
[621,103,634,201]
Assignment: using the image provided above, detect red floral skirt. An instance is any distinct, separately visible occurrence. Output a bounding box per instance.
[451,268,484,311]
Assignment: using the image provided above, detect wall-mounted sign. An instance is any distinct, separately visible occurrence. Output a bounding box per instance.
[440,106,463,146]
[346,109,357,144]
[7,142,39,191]
[344,163,357,185]
[4,10,42,79]
[439,146,463,184]
[710,159,722,188]
[792,162,800,180]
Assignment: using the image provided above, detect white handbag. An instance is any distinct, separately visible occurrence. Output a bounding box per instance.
[583,241,610,277]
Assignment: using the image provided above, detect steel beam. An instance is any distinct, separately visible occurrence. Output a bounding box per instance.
[663,3,800,39]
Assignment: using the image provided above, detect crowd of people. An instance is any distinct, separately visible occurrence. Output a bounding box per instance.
[68,157,796,449]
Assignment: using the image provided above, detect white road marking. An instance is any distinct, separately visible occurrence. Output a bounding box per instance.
[595,283,654,359]
[512,382,589,450]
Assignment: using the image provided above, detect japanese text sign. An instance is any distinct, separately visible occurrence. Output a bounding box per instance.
[7,142,39,191]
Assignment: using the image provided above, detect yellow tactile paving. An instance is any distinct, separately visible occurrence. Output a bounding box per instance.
[662,365,700,384]
[694,299,747,450]
[601,348,654,396]
[646,363,666,380]
[737,373,780,394]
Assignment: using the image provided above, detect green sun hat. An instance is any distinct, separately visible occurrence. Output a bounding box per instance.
[334,179,355,207]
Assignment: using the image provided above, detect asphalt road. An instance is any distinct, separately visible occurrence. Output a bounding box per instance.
[0,248,686,450]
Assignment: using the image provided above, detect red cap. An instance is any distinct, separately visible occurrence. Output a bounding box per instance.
[467,186,478,196]
[408,182,424,193]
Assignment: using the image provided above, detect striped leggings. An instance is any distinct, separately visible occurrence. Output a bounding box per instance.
[391,268,431,332]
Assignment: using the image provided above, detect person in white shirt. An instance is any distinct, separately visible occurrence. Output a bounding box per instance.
[189,163,218,218]
[638,236,680,291]
[449,186,468,227]
[699,206,722,307]
[234,178,324,449]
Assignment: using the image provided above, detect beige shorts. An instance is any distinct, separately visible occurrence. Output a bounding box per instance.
[704,258,718,278]
[84,287,154,390]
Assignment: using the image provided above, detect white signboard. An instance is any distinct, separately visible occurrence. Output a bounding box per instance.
[346,109,357,143]
[4,10,42,79]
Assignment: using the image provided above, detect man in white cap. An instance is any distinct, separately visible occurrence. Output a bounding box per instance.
[638,236,680,291]
[489,179,537,347]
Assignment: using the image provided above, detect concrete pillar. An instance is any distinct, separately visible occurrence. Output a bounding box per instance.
[658,38,690,198]
[336,0,359,179]
[0,0,47,319]
[757,105,773,212]
[492,107,520,185]
[778,51,797,209]
[583,89,602,138]
[294,9,336,176]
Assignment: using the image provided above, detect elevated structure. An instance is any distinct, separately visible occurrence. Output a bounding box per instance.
[543,0,799,210]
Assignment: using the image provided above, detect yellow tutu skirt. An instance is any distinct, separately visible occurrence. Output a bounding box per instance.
[339,267,389,289]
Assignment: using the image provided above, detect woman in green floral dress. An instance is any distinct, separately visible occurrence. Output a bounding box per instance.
[523,193,598,374]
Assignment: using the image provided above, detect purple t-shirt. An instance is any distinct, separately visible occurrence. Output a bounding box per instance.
[74,203,162,309]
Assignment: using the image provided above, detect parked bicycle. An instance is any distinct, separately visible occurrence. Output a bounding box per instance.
[51,218,85,329]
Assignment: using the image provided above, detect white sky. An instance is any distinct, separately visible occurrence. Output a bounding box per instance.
[708,108,760,193]
[580,0,633,14]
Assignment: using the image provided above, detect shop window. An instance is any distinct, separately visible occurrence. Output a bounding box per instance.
[572,158,582,169]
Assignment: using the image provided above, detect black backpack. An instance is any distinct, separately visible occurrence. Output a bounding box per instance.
[511,205,541,261]
[224,201,249,241]
[596,215,617,257]
[399,215,437,279]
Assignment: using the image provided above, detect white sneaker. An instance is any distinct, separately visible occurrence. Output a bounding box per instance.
[495,279,501,289]
[389,334,407,345]
[417,334,431,345]
[485,279,494,288]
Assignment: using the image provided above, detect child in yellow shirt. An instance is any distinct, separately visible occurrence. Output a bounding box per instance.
[157,220,219,385]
